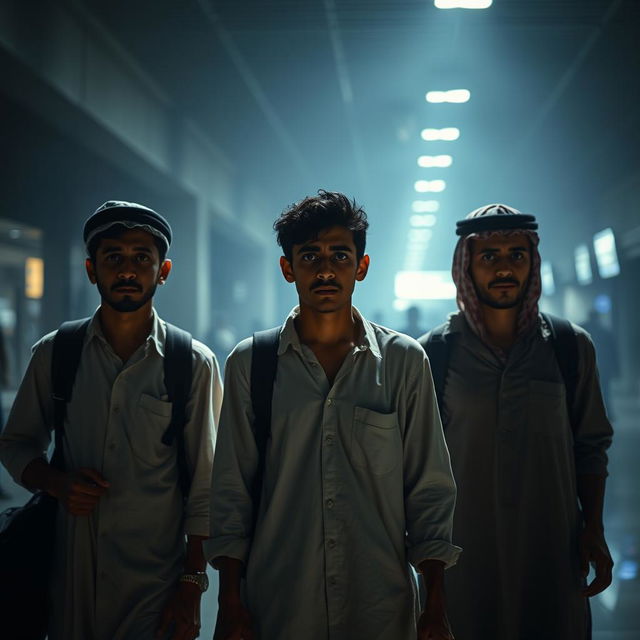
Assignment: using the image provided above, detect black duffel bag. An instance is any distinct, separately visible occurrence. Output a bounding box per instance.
[0,490,58,639]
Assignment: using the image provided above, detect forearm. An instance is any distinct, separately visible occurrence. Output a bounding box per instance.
[215,556,244,605]
[418,559,446,604]
[184,535,208,573]
[21,457,66,496]
[577,473,607,530]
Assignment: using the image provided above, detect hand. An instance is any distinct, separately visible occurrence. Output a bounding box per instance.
[213,600,255,640]
[417,597,454,640]
[54,468,109,516]
[579,525,614,597]
[156,582,202,640]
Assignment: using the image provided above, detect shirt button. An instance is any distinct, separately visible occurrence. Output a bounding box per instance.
[326,499,334,509]
[326,398,333,406]
[329,576,337,586]
[327,538,336,549]
[113,406,120,414]
[325,434,333,445]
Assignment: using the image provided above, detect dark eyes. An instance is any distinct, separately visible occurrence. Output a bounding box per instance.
[300,252,349,263]
[104,254,151,263]
[481,252,525,262]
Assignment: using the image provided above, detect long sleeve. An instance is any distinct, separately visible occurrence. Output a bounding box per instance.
[0,334,55,486]
[182,340,223,536]
[204,338,258,564]
[402,347,461,569]
[572,328,613,476]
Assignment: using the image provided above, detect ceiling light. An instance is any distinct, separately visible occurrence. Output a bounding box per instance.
[421,127,460,141]
[435,0,492,9]
[425,89,471,103]
[417,155,453,168]
[414,179,446,193]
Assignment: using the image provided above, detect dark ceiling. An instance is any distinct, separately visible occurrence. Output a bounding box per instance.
[79,0,640,278]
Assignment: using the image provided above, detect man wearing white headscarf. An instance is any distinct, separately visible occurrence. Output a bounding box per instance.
[419,204,614,640]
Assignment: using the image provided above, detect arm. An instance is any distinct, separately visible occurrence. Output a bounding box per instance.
[572,331,614,596]
[157,346,222,639]
[417,559,453,640]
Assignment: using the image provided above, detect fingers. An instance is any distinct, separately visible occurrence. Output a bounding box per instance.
[77,468,110,490]
[583,556,614,597]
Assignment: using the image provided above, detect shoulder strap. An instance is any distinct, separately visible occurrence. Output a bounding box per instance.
[51,318,91,470]
[418,323,451,422]
[250,327,280,522]
[541,313,579,431]
[161,323,193,497]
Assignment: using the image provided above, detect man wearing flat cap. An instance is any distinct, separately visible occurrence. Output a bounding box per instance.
[0,201,222,639]
[419,204,614,640]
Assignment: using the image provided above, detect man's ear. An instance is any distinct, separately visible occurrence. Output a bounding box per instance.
[280,256,296,283]
[355,254,370,282]
[158,259,172,285]
[85,258,97,285]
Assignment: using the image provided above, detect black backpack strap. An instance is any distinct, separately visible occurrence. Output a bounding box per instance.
[418,323,451,423]
[250,327,281,524]
[161,323,193,497]
[51,318,91,470]
[541,313,579,431]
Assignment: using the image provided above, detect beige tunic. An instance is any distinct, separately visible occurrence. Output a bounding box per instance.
[206,307,460,640]
[433,312,612,640]
[0,310,222,640]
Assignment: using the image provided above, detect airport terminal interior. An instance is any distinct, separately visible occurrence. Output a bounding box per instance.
[1,1,639,637]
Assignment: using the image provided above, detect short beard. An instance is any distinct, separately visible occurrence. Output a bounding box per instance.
[97,281,157,313]
[475,285,526,310]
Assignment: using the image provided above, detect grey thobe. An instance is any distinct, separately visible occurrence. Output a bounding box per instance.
[0,310,222,640]
[434,312,612,640]
[206,307,461,640]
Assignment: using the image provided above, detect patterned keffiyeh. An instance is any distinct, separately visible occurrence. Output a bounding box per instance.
[451,229,542,345]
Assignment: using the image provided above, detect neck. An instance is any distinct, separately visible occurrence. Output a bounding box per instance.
[98,301,154,361]
[480,305,520,349]
[295,302,357,347]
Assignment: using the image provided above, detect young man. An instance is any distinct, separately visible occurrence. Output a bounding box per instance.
[420,204,614,640]
[0,201,222,640]
[207,190,460,640]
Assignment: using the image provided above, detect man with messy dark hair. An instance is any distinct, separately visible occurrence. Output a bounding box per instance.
[207,190,460,640]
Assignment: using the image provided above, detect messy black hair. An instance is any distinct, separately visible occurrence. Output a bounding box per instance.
[87,224,167,262]
[273,190,368,262]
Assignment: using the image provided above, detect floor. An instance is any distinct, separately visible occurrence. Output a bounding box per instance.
[1,392,638,639]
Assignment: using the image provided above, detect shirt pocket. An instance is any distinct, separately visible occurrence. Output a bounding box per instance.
[528,380,567,438]
[351,407,401,476]
[129,394,174,465]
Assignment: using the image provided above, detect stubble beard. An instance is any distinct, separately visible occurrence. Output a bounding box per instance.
[97,280,157,313]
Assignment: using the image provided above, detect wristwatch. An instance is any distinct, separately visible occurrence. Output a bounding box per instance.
[179,571,209,593]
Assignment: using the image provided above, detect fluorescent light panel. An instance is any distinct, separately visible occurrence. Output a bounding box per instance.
[411,200,439,213]
[414,179,446,193]
[410,214,437,227]
[426,89,470,103]
[418,155,453,168]
[421,127,460,141]
[435,0,492,8]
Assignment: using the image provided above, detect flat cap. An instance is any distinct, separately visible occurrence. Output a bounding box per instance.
[456,203,538,236]
[83,200,172,252]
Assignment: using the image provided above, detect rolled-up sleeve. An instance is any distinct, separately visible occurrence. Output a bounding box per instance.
[0,335,55,487]
[402,347,462,569]
[204,339,259,565]
[183,341,223,536]
[572,329,613,476]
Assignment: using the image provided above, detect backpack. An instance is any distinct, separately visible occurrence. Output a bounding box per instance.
[418,313,579,430]
[52,317,194,493]
[249,327,280,531]
[0,317,193,639]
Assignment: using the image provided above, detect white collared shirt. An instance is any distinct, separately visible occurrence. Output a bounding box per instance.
[206,306,460,640]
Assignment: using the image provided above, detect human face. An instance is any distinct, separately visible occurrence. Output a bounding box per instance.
[280,225,369,314]
[85,228,171,313]
[469,233,531,310]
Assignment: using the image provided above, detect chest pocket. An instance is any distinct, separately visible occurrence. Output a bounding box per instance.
[351,407,401,476]
[128,394,174,465]
[528,380,568,439]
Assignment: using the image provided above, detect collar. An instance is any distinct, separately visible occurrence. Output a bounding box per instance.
[277,306,382,360]
[86,307,165,356]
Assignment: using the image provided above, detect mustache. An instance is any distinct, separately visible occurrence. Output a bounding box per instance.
[111,282,143,292]
[310,281,342,291]
[489,277,519,288]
